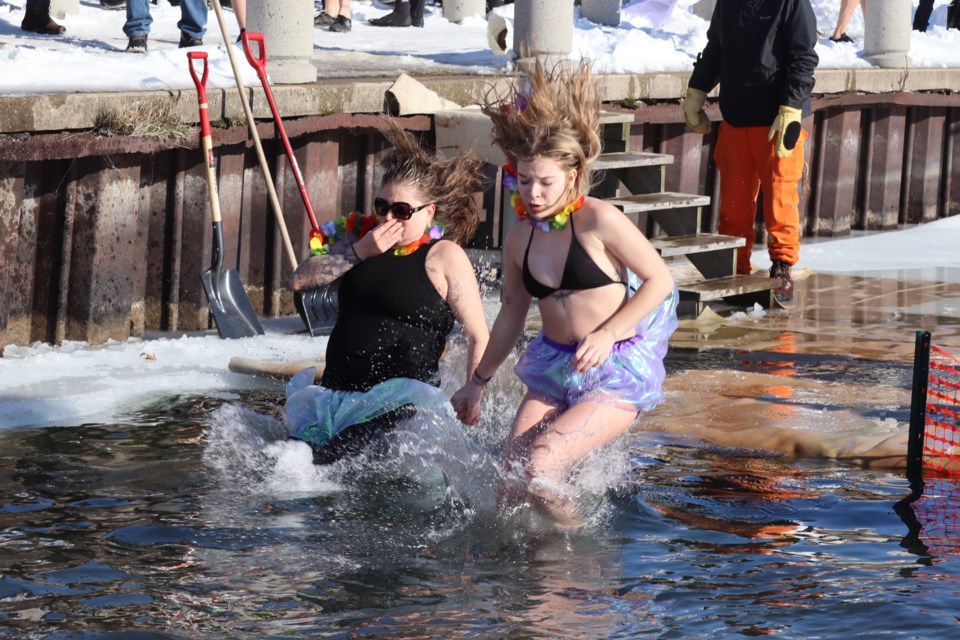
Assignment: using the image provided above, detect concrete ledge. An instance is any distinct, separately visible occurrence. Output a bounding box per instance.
[2,68,959,134]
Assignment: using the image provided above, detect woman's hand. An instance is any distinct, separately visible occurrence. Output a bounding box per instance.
[573,327,616,372]
[354,219,404,259]
[451,383,483,425]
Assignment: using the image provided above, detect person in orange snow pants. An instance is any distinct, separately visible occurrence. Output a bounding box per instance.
[714,123,807,276]
[682,0,818,300]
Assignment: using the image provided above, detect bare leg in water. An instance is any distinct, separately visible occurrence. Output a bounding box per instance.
[502,393,638,529]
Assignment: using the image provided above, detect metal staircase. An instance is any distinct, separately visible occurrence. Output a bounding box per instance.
[594,112,778,314]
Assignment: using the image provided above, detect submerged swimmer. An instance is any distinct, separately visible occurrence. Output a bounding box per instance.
[451,59,679,527]
[285,124,489,464]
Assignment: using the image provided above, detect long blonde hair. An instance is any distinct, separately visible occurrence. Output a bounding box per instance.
[482,58,602,197]
[380,122,485,246]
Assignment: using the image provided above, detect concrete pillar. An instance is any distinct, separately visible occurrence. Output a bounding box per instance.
[512,0,573,66]
[691,0,716,21]
[248,0,317,84]
[49,0,79,19]
[444,0,486,23]
[864,0,912,68]
[581,0,620,27]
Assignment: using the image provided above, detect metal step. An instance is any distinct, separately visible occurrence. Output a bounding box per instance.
[594,151,674,170]
[599,111,635,125]
[678,274,778,302]
[608,192,711,214]
[652,233,745,258]
[593,152,676,197]
[599,112,635,153]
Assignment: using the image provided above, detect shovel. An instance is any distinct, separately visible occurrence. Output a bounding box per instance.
[241,32,340,336]
[241,31,322,234]
[188,51,264,339]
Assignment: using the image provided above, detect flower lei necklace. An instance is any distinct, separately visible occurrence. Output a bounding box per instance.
[309,211,444,257]
[502,164,585,232]
[393,222,445,256]
[310,211,378,256]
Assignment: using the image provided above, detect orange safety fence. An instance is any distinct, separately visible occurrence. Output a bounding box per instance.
[908,332,960,478]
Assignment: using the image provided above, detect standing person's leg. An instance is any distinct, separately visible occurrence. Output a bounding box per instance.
[714,122,762,276]
[178,0,208,44]
[830,0,863,42]
[409,0,425,27]
[315,0,338,27]
[753,126,806,281]
[21,0,66,34]
[329,0,351,32]
[369,0,421,27]
[914,0,935,31]
[123,0,152,51]
[232,0,246,33]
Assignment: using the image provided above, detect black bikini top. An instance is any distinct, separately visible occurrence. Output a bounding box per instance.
[521,216,626,299]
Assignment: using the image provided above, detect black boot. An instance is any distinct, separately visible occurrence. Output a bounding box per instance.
[769,260,794,304]
[409,0,424,27]
[369,1,413,26]
[21,0,66,35]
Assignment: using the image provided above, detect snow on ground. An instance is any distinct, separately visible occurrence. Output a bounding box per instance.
[0,0,958,94]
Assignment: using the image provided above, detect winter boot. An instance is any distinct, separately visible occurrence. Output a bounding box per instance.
[369,1,413,26]
[769,260,794,304]
[410,0,425,27]
[20,0,66,35]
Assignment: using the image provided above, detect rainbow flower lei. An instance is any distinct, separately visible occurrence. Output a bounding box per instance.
[309,211,444,257]
[310,211,378,256]
[394,222,445,256]
[502,164,585,232]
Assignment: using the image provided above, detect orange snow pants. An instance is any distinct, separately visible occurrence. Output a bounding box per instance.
[714,122,807,275]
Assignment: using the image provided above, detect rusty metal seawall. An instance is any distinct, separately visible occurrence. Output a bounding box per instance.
[2,92,959,350]
[626,91,960,242]
[0,114,431,349]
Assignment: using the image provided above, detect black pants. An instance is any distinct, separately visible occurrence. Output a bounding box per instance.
[914,0,935,31]
[919,0,960,30]
[292,404,417,465]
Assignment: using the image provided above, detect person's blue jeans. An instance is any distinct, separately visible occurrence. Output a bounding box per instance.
[124,0,207,39]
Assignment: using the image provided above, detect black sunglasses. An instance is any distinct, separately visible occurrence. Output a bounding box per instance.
[374,197,431,220]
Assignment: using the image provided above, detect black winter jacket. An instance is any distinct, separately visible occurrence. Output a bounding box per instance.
[688,0,819,128]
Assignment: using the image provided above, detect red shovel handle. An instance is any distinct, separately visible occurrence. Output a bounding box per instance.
[187,51,211,139]
[241,31,321,234]
[241,31,267,77]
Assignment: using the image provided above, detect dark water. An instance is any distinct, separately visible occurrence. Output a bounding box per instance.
[1,358,959,639]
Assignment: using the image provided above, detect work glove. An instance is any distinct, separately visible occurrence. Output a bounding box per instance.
[682,87,711,135]
[767,105,803,158]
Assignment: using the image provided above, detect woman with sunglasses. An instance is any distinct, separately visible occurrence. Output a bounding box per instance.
[450,59,679,527]
[284,125,489,465]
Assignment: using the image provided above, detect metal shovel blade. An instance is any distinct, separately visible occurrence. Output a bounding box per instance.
[294,277,341,337]
[200,267,265,339]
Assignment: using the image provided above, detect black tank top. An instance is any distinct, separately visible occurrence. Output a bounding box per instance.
[522,216,626,299]
[320,240,455,392]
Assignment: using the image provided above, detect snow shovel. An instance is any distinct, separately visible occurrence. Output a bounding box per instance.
[241,32,336,336]
[241,31,321,233]
[188,51,264,339]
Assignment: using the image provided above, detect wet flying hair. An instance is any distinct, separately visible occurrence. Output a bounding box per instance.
[379,122,485,246]
[481,57,603,198]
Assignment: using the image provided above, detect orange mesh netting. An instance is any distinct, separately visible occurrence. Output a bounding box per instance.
[903,476,960,557]
[923,345,960,474]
